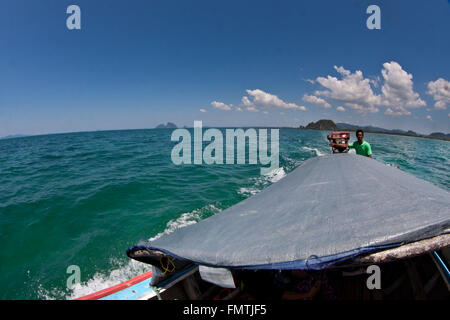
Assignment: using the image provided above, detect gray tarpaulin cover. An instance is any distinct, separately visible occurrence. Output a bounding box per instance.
[127,154,450,270]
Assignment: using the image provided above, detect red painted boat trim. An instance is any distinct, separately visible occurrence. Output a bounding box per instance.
[74,270,153,300]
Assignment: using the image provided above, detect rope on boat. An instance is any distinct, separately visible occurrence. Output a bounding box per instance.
[160,256,176,275]
[150,286,162,300]
[430,251,450,291]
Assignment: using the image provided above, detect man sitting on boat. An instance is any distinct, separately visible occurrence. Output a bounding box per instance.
[330,129,372,158]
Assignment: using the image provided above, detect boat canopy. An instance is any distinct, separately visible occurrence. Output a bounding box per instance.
[127,154,450,270]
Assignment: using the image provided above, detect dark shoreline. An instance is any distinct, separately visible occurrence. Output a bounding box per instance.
[295,119,450,142]
[294,127,450,142]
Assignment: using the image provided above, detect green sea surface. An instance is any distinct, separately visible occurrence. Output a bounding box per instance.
[0,129,448,299]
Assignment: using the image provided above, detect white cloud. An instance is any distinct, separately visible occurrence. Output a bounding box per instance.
[384,108,411,117]
[309,62,425,116]
[211,101,232,111]
[314,65,380,114]
[336,106,345,112]
[426,115,432,120]
[369,76,381,88]
[302,94,331,109]
[246,106,259,112]
[427,78,450,110]
[236,107,243,112]
[379,61,426,115]
[263,111,269,114]
[242,89,306,111]
[385,108,411,116]
[199,108,206,113]
[241,96,253,107]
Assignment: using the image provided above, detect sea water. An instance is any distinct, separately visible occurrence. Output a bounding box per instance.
[0,129,448,299]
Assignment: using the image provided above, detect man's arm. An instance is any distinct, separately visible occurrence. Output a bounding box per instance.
[366,143,372,158]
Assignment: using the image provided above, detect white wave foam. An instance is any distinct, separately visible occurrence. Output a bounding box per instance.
[37,284,65,300]
[238,187,260,196]
[66,259,152,300]
[238,167,286,196]
[35,258,152,300]
[148,204,220,241]
[302,146,326,157]
[266,167,286,183]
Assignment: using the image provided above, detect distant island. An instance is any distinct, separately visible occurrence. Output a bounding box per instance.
[299,119,450,141]
[155,122,177,129]
[301,119,338,131]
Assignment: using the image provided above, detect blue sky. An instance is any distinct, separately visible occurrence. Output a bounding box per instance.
[0,0,449,136]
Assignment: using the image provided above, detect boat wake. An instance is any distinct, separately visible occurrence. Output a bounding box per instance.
[66,259,152,300]
[148,204,221,241]
[40,204,221,300]
[238,167,286,196]
[301,146,326,157]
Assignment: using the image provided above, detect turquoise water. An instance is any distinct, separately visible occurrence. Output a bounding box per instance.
[0,129,448,299]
